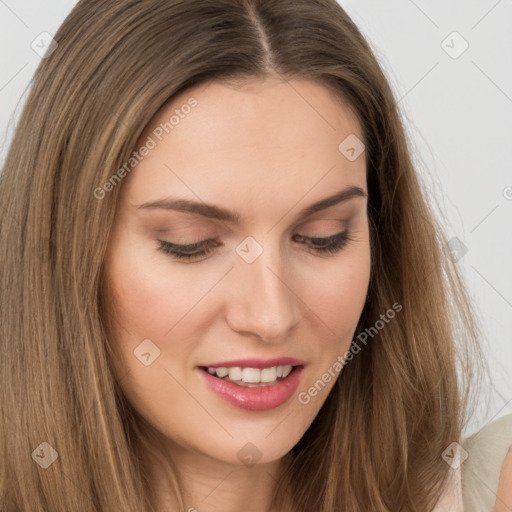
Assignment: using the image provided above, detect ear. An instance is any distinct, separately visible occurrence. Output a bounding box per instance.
[495,449,512,512]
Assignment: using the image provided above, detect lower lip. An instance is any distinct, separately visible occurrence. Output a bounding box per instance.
[197,366,304,411]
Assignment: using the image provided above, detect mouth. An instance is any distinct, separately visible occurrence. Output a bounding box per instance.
[196,364,305,411]
[198,364,302,387]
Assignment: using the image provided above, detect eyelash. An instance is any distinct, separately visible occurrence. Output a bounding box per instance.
[157,230,354,262]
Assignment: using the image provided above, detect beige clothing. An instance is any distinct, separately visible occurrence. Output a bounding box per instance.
[462,414,512,511]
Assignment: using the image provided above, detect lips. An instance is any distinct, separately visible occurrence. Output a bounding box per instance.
[197,364,304,410]
[196,357,306,410]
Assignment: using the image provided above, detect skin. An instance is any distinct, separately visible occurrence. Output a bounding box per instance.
[496,450,512,512]
[102,77,371,512]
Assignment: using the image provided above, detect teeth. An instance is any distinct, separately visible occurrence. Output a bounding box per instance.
[260,367,277,382]
[215,367,229,378]
[282,365,292,378]
[242,367,261,383]
[206,364,294,384]
[228,367,242,381]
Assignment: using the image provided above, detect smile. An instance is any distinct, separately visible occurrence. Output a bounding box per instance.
[202,365,294,386]
[197,364,305,411]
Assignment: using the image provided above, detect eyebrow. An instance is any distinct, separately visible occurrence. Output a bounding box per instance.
[135,185,367,224]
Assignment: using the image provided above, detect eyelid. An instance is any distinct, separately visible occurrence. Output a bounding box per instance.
[159,227,347,249]
[157,228,354,262]
[150,212,351,233]
[160,237,218,251]
[152,217,347,239]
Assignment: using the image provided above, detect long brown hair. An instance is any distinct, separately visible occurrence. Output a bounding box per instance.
[0,0,484,510]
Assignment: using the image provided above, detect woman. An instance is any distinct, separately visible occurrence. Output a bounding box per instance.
[0,0,505,510]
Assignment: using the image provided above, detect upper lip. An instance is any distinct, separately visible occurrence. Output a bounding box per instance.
[198,357,306,369]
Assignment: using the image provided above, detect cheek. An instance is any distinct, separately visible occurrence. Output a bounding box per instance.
[299,247,371,339]
[103,243,204,425]
[292,250,370,401]
[105,239,212,340]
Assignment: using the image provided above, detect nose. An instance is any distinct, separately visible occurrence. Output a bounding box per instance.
[225,242,301,343]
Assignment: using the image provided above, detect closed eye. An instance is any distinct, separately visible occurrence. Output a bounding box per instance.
[157,230,354,263]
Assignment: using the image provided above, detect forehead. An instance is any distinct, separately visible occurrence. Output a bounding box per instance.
[143,76,362,149]
[119,77,366,216]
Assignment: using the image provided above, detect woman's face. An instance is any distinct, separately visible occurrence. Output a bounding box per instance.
[103,77,371,467]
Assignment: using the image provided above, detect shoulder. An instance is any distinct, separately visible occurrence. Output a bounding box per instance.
[496,447,512,511]
[461,414,512,512]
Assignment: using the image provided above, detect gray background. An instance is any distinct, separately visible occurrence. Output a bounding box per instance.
[1,0,511,437]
